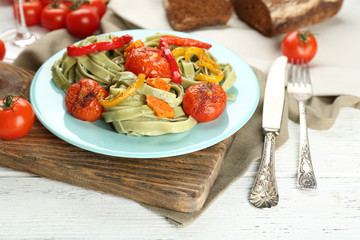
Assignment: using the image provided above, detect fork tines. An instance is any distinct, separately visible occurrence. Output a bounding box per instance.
[287,59,313,101]
[288,59,311,86]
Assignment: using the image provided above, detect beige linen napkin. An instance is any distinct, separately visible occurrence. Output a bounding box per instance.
[13,9,360,227]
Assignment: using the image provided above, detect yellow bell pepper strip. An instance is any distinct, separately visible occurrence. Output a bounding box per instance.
[67,34,133,57]
[171,47,186,57]
[159,41,182,84]
[185,47,224,83]
[97,73,145,107]
[159,36,212,50]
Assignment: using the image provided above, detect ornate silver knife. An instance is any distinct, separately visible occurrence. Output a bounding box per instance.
[249,56,288,208]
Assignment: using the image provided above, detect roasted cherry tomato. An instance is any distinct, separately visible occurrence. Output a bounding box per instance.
[65,79,108,122]
[79,0,107,18]
[13,0,43,26]
[0,94,35,140]
[182,82,227,123]
[66,8,99,38]
[41,1,71,31]
[124,47,171,79]
[0,39,5,61]
[281,30,318,63]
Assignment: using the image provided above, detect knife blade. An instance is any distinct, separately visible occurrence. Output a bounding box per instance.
[249,56,288,208]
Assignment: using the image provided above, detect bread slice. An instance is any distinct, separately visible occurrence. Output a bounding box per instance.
[233,0,343,37]
[163,0,233,31]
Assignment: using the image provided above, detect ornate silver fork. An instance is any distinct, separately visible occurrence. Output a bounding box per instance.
[287,59,317,190]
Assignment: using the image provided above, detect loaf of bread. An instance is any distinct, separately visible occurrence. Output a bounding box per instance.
[163,0,233,31]
[233,0,343,37]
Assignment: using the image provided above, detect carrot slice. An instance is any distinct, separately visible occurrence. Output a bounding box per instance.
[146,95,175,119]
[146,78,172,91]
[124,39,144,57]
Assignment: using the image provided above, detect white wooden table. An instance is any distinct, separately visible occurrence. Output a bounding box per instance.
[1,3,360,239]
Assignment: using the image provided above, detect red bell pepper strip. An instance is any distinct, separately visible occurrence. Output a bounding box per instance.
[67,34,133,57]
[160,41,182,84]
[159,36,212,50]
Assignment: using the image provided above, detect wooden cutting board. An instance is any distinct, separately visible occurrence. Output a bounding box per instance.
[0,62,236,213]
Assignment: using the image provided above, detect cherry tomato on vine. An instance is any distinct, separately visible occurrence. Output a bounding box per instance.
[79,0,106,18]
[39,0,50,7]
[13,0,43,26]
[182,82,227,123]
[0,95,35,140]
[65,79,108,122]
[125,47,171,79]
[281,30,318,63]
[0,39,5,61]
[41,1,71,31]
[61,0,74,8]
[66,8,99,38]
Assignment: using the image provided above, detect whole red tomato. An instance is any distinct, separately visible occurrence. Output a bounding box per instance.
[125,47,171,79]
[41,2,71,31]
[65,79,108,122]
[13,0,43,26]
[0,39,5,61]
[0,95,35,140]
[66,8,99,38]
[182,82,227,123]
[79,0,106,18]
[281,30,318,63]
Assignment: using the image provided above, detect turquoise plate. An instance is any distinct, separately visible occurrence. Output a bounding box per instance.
[30,29,259,158]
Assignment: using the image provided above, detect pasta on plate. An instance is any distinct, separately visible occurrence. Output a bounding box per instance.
[51,33,237,136]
